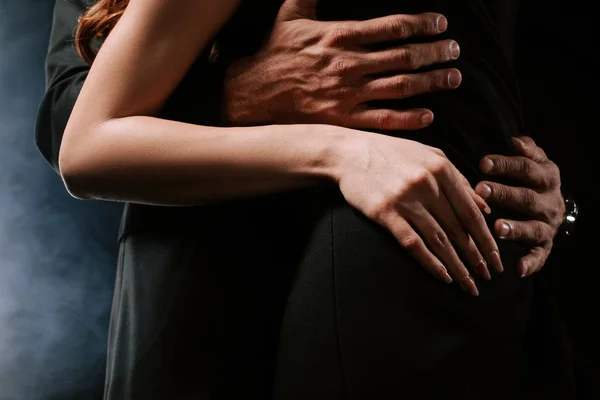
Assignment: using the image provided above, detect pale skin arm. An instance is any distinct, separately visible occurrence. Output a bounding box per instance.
[60,0,344,205]
[60,0,502,295]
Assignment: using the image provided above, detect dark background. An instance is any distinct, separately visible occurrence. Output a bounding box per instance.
[0,0,597,399]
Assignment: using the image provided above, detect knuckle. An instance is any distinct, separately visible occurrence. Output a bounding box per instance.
[509,222,522,239]
[419,14,437,33]
[429,156,452,177]
[493,157,508,172]
[533,223,547,242]
[432,230,450,249]
[465,202,484,221]
[400,234,421,251]
[330,58,357,75]
[439,40,455,59]
[374,111,395,130]
[409,169,436,191]
[542,200,561,223]
[546,162,561,187]
[432,70,449,89]
[393,76,412,96]
[427,147,446,158]
[398,48,418,69]
[521,159,535,176]
[364,195,392,223]
[388,18,410,39]
[522,189,537,212]
[325,25,355,46]
[330,85,354,100]
[491,184,505,201]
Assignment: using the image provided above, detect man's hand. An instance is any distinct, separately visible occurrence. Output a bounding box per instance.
[475,137,565,278]
[222,0,462,130]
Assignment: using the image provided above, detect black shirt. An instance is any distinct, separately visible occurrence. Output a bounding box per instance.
[36,1,576,399]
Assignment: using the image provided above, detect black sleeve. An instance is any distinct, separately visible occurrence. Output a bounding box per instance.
[35,0,91,174]
[35,0,229,175]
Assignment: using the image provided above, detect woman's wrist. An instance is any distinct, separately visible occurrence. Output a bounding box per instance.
[307,124,366,186]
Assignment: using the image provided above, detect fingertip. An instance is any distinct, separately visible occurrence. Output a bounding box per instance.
[477,260,492,281]
[519,261,529,278]
[459,276,479,296]
[476,182,492,199]
[448,69,462,88]
[436,15,448,32]
[491,250,504,273]
[435,266,453,283]
[480,157,494,174]
[421,111,434,126]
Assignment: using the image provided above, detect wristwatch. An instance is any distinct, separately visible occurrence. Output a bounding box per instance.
[557,190,578,237]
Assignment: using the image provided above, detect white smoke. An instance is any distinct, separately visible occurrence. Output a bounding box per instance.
[0,1,121,399]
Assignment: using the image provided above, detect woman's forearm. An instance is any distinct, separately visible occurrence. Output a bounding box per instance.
[59,117,345,205]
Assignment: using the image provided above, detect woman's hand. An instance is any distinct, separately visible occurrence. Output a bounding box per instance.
[223,0,461,130]
[332,130,504,296]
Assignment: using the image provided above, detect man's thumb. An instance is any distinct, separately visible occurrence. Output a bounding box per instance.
[276,0,319,21]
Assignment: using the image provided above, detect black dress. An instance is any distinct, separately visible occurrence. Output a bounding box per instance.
[37,1,577,399]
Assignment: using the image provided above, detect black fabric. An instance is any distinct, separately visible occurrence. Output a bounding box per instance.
[35,1,583,399]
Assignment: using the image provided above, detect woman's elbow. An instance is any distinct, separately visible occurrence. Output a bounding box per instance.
[58,131,96,201]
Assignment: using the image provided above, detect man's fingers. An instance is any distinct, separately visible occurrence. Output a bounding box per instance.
[360,40,460,74]
[512,136,548,163]
[351,13,448,45]
[361,69,462,102]
[517,246,551,278]
[479,155,548,187]
[493,219,554,245]
[476,182,543,217]
[349,106,435,131]
[277,0,319,21]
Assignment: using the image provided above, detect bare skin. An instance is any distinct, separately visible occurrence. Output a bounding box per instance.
[59,0,503,296]
[223,0,462,130]
[477,136,565,277]
[220,0,566,278]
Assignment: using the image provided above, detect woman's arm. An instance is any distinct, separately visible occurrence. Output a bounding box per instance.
[60,0,502,289]
[59,0,342,205]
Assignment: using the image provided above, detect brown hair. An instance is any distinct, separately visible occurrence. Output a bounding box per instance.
[75,0,129,64]
[75,0,220,64]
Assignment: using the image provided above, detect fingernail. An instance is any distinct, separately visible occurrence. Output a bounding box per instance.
[436,267,453,283]
[491,250,504,273]
[437,16,448,32]
[448,70,461,88]
[511,137,526,148]
[449,41,460,59]
[484,205,492,215]
[480,184,492,199]
[477,260,491,281]
[459,276,479,297]
[481,157,494,174]
[520,262,529,278]
[421,112,434,126]
[498,222,511,238]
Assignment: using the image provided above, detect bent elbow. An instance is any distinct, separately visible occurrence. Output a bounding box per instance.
[58,131,95,201]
